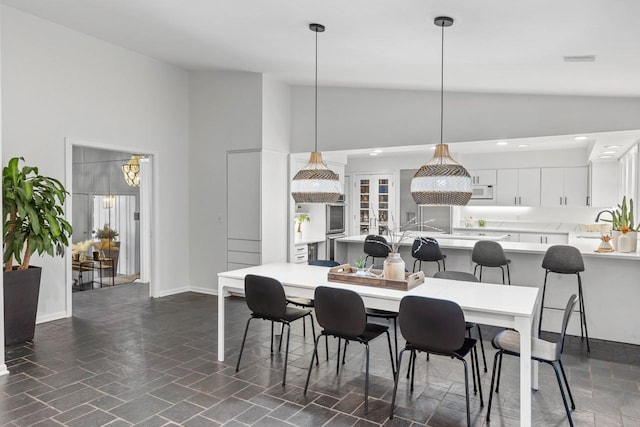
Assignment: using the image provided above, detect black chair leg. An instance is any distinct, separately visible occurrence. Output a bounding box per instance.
[410,350,417,391]
[412,259,419,273]
[476,325,488,372]
[472,345,484,407]
[342,340,348,365]
[538,271,549,335]
[550,361,575,427]
[385,330,396,375]
[406,349,413,379]
[325,335,329,361]
[278,323,284,352]
[558,360,576,410]
[577,273,591,353]
[390,348,407,419]
[282,323,291,385]
[392,317,398,370]
[304,334,322,394]
[309,314,319,365]
[500,266,505,285]
[270,321,274,353]
[470,347,478,395]
[336,338,341,375]
[506,264,511,285]
[236,317,253,372]
[486,350,502,422]
[495,352,504,393]
[473,264,479,278]
[364,343,371,414]
[442,258,446,271]
[302,315,306,337]
[461,357,471,427]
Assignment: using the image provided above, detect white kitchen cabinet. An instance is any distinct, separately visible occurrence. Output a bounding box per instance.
[353,173,395,235]
[469,169,497,186]
[519,233,568,244]
[496,168,540,206]
[541,167,588,207]
[590,161,618,208]
[227,150,289,270]
[292,244,308,264]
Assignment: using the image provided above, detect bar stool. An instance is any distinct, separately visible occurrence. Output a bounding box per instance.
[538,245,590,354]
[363,235,390,267]
[411,237,446,273]
[472,240,511,285]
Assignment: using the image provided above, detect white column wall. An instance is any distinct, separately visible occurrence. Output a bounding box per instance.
[1,6,190,322]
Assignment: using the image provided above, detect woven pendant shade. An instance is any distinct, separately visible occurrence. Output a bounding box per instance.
[291,23,343,204]
[411,144,471,205]
[291,152,341,204]
[411,16,471,206]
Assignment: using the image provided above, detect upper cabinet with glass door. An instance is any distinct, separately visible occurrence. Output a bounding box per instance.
[354,173,395,236]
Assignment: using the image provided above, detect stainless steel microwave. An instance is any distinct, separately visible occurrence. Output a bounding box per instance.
[471,185,494,200]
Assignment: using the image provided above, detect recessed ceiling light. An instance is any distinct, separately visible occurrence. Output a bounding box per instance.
[602,150,617,155]
[574,136,588,141]
[496,141,508,146]
[599,155,613,159]
[605,145,621,149]
[369,152,378,156]
[518,144,529,148]
[373,149,383,153]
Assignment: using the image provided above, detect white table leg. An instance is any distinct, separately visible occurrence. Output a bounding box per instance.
[515,316,532,427]
[217,282,225,362]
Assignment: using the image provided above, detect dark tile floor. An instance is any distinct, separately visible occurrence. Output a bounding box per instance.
[2,283,640,426]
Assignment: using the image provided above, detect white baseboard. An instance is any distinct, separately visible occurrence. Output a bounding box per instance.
[0,364,9,376]
[189,286,219,296]
[155,286,190,298]
[36,311,67,324]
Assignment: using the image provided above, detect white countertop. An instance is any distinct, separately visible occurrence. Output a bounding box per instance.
[452,225,570,235]
[337,234,640,261]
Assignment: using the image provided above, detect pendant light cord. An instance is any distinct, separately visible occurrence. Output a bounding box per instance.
[439,21,445,162]
[314,27,319,153]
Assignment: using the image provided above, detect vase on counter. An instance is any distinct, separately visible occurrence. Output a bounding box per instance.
[617,231,637,253]
[383,253,405,280]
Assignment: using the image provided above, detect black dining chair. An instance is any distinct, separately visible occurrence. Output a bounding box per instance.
[363,235,390,267]
[304,286,395,414]
[236,274,316,385]
[487,294,578,426]
[390,296,483,426]
[411,237,446,273]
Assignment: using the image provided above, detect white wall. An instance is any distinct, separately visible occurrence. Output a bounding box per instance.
[188,70,263,290]
[292,86,640,152]
[1,6,190,320]
[262,75,291,153]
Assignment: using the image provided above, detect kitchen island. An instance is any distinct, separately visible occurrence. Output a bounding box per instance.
[335,234,640,345]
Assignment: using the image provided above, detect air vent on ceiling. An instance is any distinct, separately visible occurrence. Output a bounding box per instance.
[563,55,596,63]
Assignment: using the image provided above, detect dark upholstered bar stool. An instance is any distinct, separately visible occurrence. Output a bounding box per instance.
[488,295,578,426]
[305,286,395,414]
[538,245,590,353]
[390,296,483,426]
[363,235,390,267]
[472,240,511,285]
[236,275,316,385]
[411,237,446,273]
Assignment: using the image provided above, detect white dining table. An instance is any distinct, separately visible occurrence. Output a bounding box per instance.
[217,262,540,427]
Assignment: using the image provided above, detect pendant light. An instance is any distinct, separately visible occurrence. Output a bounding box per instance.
[291,23,342,204]
[122,154,143,187]
[411,16,471,206]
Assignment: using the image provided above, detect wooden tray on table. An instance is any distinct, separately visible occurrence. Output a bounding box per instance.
[327,264,424,291]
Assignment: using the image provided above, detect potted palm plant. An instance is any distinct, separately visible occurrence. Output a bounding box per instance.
[3,157,72,345]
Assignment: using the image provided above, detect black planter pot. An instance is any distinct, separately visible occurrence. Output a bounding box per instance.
[3,266,42,346]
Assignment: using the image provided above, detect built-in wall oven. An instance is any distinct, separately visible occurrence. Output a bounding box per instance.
[326,203,345,234]
[326,203,346,260]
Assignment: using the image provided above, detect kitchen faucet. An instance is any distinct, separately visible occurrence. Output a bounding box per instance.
[594,210,613,222]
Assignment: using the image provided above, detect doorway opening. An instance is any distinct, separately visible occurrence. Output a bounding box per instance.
[66,140,154,314]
